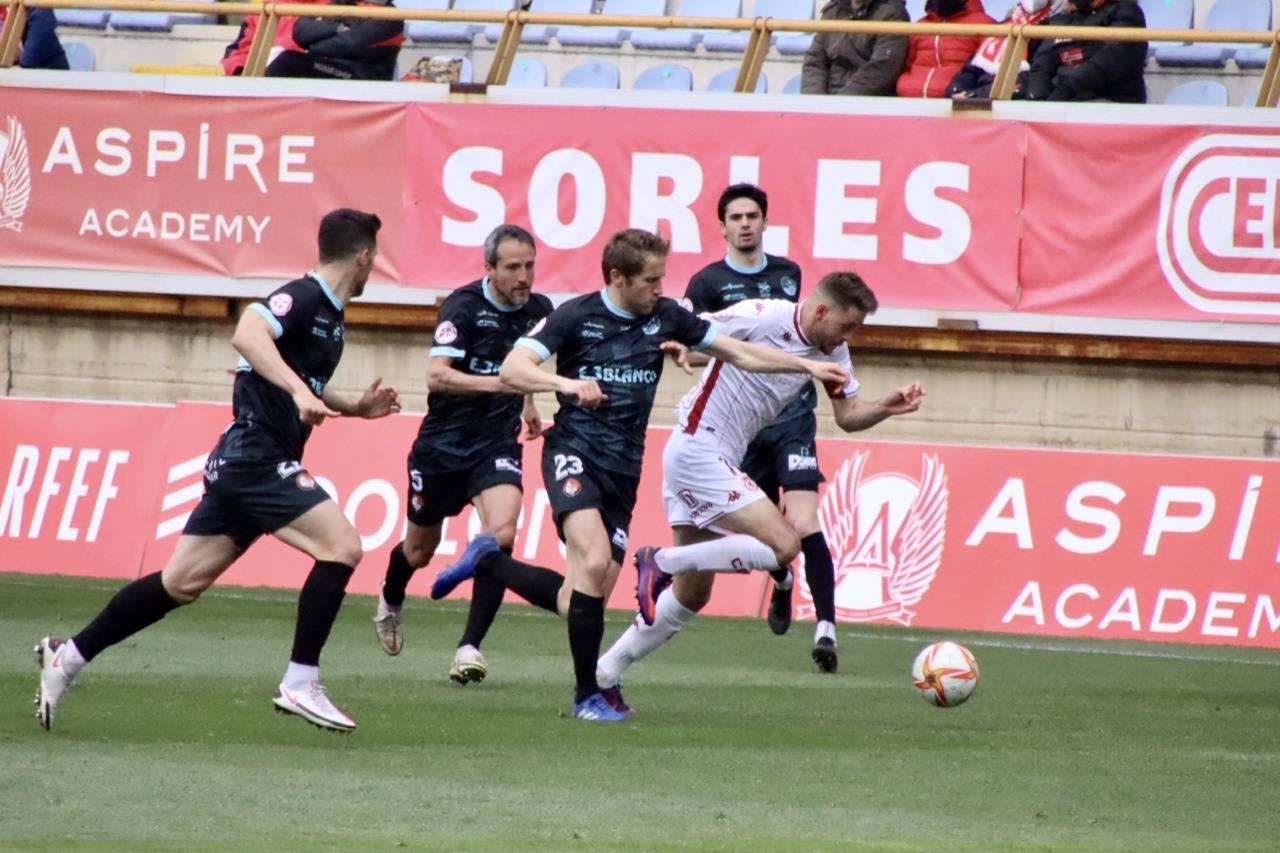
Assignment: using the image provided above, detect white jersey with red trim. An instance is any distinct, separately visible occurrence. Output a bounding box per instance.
[675,299,859,462]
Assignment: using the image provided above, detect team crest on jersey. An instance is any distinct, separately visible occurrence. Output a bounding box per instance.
[0,116,31,233]
[781,276,798,297]
[642,318,661,335]
[434,321,459,344]
[797,452,948,625]
[269,293,293,317]
[562,477,582,497]
[411,494,424,512]
[296,473,317,490]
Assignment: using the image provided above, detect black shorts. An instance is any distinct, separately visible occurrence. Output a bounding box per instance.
[739,413,824,504]
[405,444,524,527]
[541,439,639,564]
[182,459,331,551]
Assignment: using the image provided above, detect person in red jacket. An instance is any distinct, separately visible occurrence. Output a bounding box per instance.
[896,0,995,98]
[221,1,322,76]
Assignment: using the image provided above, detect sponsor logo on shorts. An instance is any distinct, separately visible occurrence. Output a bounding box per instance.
[277,461,303,479]
[562,477,582,497]
[269,293,293,316]
[495,457,522,475]
[296,473,317,490]
[677,488,714,518]
[788,453,819,472]
[434,320,459,345]
[611,528,629,552]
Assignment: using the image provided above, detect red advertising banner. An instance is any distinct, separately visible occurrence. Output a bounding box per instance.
[1020,123,1280,323]
[402,103,1023,310]
[4,398,1279,649]
[0,89,405,280]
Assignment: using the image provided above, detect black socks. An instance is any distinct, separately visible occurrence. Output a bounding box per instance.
[381,542,415,607]
[291,560,355,666]
[72,572,181,662]
[478,551,563,614]
[567,590,605,703]
[801,531,836,624]
[458,547,513,649]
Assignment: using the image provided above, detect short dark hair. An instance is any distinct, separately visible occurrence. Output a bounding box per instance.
[483,224,536,267]
[317,208,381,263]
[816,271,879,314]
[717,183,769,223]
[601,229,669,284]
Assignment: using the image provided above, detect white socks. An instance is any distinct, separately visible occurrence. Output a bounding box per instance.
[60,639,87,679]
[597,588,696,688]
[815,620,836,644]
[283,662,320,691]
[654,534,779,575]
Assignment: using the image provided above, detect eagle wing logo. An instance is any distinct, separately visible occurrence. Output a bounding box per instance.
[805,451,948,625]
[0,116,32,232]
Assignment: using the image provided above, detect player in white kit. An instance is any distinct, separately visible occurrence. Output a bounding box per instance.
[596,272,924,704]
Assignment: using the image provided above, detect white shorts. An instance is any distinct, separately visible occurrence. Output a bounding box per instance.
[661,429,767,530]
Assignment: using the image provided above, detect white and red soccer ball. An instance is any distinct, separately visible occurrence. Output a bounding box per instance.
[911,641,979,708]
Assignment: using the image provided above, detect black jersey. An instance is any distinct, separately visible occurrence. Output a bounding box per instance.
[519,290,716,476]
[686,254,815,422]
[215,273,346,464]
[415,278,553,467]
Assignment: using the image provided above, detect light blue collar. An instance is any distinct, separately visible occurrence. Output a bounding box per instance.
[307,272,344,309]
[724,253,768,275]
[482,276,522,313]
[599,288,638,320]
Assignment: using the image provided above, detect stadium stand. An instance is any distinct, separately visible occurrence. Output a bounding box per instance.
[484,0,593,44]
[1153,0,1271,67]
[634,61,693,88]
[561,58,620,87]
[629,0,740,51]
[1162,76,1230,101]
[406,0,514,43]
[555,0,664,47]
[53,7,109,28]
[706,65,766,91]
[62,40,95,70]
[506,55,548,85]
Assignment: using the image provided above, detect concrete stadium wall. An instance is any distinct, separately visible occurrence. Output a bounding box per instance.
[5,308,1278,459]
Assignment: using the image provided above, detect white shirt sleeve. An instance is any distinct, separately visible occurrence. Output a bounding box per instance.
[825,344,861,399]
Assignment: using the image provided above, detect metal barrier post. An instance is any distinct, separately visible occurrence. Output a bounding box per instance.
[1258,31,1280,106]
[486,7,525,86]
[989,24,1025,101]
[733,16,768,93]
[243,4,280,77]
[0,0,29,68]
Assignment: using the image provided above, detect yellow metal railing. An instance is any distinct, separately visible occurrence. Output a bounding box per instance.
[3,0,1278,105]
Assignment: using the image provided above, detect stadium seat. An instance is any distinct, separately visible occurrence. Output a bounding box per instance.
[1139,0,1194,56]
[706,66,766,92]
[634,63,693,90]
[402,0,453,41]
[1154,0,1270,67]
[556,0,664,47]
[53,8,110,28]
[62,41,95,71]
[630,0,740,51]
[906,0,927,21]
[506,56,548,86]
[408,0,513,43]
[703,0,815,53]
[1233,43,1271,69]
[1238,79,1261,105]
[561,60,621,88]
[1162,78,1230,105]
[782,72,802,93]
[109,11,179,30]
[484,0,593,45]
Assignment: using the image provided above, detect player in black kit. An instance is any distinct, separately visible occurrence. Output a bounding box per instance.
[686,183,842,673]
[428,228,848,721]
[373,225,552,685]
[34,209,400,734]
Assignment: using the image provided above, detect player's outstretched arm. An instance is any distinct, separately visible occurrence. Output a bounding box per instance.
[499,346,607,409]
[232,308,338,426]
[323,378,402,419]
[426,355,509,396]
[832,382,925,432]
[705,334,849,386]
[522,395,543,439]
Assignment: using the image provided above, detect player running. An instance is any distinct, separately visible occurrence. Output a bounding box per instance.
[596,271,924,700]
[373,225,551,685]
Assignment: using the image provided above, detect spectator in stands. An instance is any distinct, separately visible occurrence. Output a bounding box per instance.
[265,0,404,81]
[947,0,1062,99]
[801,0,910,96]
[221,2,320,76]
[1025,0,1147,102]
[896,0,994,98]
[0,6,69,69]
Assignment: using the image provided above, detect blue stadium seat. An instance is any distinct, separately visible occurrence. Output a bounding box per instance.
[634,63,694,90]
[1139,0,1193,56]
[906,0,927,21]
[557,0,665,46]
[706,66,766,92]
[402,0,453,42]
[561,60,621,88]
[62,41,96,71]
[484,0,593,45]
[1233,43,1271,69]
[1154,0,1270,67]
[1238,80,1261,105]
[409,0,513,43]
[109,12,179,30]
[506,56,548,86]
[54,8,110,28]
[1162,78,1230,105]
[703,0,815,53]
[782,72,802,93]
[630,0,740,51]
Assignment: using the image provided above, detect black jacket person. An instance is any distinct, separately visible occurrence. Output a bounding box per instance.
[1026,0,1147,102]
[266,0,404,81]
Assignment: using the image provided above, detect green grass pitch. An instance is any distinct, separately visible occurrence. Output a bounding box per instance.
[2,573,1278,853]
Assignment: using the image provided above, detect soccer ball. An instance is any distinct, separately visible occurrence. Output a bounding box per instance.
[911,641,979,707]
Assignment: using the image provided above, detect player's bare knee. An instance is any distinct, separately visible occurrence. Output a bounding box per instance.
[772,529,802,567]
[163,574,208,605]
[402,540,432,568]
[674,573,713,611]
[488,521,517,551]
[328,530,363,567]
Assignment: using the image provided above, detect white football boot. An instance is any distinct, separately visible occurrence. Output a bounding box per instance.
[272,680,356,732]
[34,636,75,731]
[372,586,403,656]
[448,644,487,686]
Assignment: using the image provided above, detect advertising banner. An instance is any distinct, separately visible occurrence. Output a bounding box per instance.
[4,398,1278,649]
